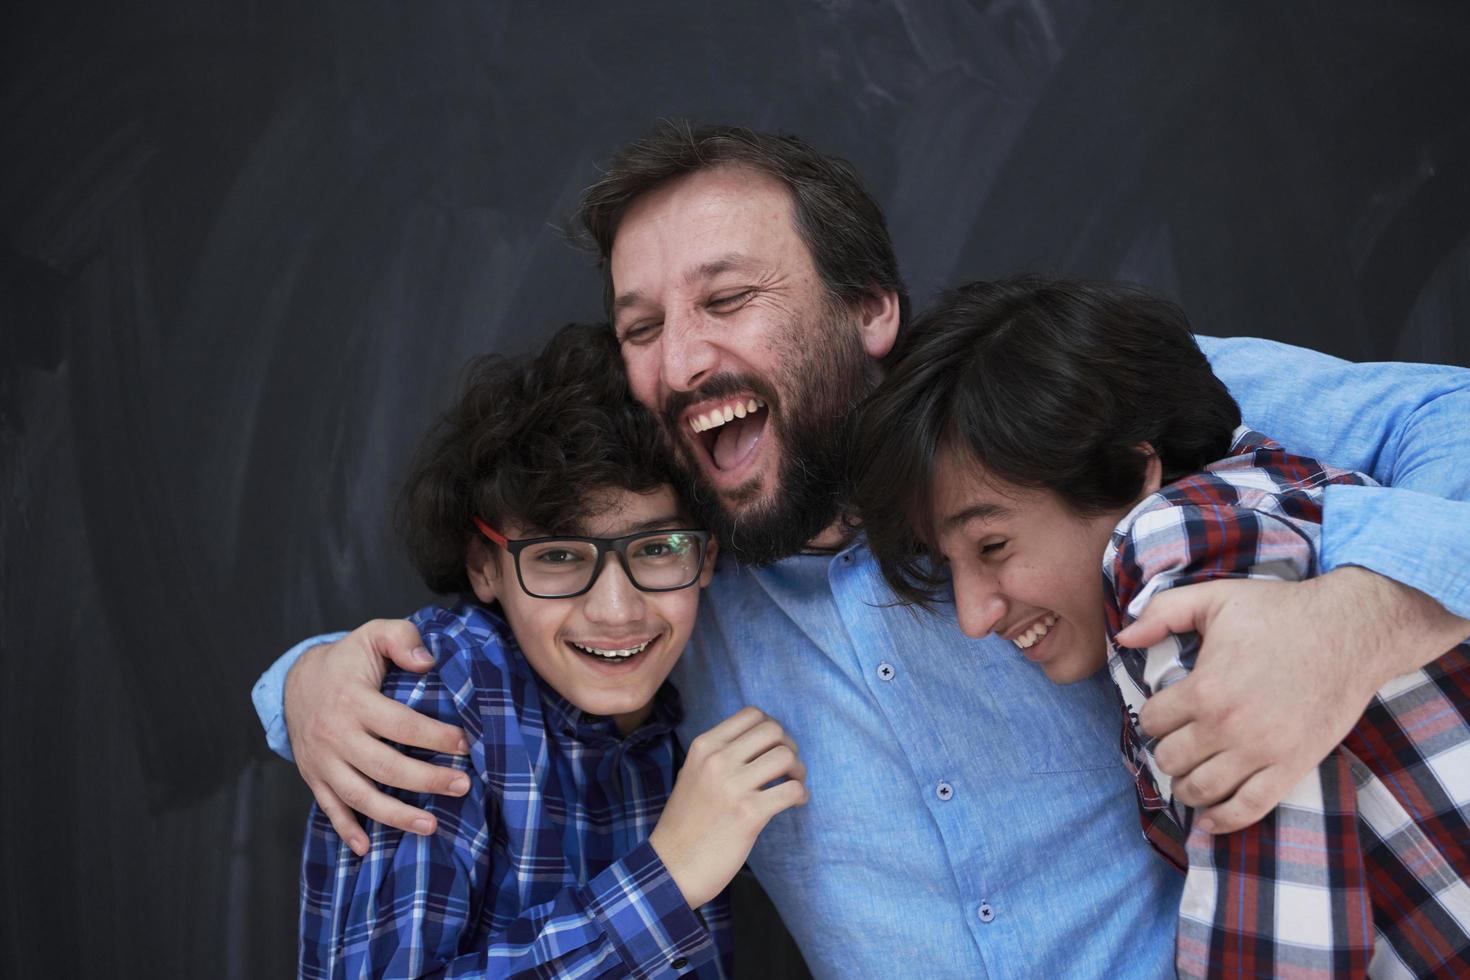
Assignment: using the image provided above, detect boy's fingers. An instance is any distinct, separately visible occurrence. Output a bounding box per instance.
[694,707,770,748]
[364,697,469,756]
[744,744,806,788]
[727,719,793,764]
[758,776,810,819]
[348,732,471,797]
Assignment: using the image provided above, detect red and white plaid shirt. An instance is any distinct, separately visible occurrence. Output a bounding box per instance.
[1103,427,1470,978]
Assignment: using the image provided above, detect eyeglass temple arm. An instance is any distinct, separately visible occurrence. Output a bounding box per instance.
[472,516,508,547]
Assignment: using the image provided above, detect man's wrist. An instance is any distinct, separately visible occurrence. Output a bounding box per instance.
[1326,566,1470,686]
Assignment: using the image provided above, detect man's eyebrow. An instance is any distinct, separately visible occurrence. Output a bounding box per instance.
[612,291,646,317]
[687,253,758,284]
[943,502,1012,529]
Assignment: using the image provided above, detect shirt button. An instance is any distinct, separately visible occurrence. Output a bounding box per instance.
[978,902,995,923]
[877,662,895,681]
[936,781,954,801]
[671,956,689,970]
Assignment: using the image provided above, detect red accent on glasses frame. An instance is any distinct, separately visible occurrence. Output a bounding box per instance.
[472,516,507,547]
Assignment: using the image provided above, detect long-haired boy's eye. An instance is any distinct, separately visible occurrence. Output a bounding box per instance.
[980,540,1007,556]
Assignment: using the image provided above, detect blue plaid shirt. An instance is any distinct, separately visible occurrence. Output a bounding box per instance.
[299,601,732,979]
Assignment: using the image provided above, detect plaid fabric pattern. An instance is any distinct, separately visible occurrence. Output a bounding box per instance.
[1103,427,1470,978]
[300,601,730,979]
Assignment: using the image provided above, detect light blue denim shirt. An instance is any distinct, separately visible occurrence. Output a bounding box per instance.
[254,336,1470,978]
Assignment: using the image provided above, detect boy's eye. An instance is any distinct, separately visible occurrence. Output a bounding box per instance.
[980,540,1007,557]
[531,547,587,566]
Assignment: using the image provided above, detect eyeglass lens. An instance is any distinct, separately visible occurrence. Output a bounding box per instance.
[517,531,703,597]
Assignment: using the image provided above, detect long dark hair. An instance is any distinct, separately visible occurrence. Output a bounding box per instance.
[853,276,1241,606]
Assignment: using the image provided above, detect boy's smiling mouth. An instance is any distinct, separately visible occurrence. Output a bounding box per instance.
[569,638,653,661]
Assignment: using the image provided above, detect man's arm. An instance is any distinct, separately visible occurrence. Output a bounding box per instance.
[1119,337,1470,833]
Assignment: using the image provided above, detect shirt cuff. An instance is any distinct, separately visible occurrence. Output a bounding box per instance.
[583,840,718,980]
[250,631,349,762]
[1322,484,1470,619]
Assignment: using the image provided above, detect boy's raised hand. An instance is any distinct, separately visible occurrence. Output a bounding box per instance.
[649,707,810,910]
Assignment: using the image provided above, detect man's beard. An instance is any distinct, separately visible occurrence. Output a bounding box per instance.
[662,303,875,566]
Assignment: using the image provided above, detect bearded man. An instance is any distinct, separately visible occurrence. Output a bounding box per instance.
[254,122,1470,977]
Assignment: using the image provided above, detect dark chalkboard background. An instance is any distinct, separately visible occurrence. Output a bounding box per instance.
[3,2,1468,976]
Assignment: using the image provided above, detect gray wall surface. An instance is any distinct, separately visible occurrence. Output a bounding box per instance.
[3,1,1468,976]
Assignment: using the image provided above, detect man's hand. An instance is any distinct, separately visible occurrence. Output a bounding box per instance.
[1115,567,1470,835]
[284,619,471,856]
[649,707,809,909]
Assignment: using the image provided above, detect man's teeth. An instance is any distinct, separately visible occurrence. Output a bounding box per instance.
[1014,613,1059,650]
[690,398,764,434]
[571,640,651,660]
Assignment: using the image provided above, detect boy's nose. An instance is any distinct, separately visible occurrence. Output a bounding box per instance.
[582,556,644,624]
[954,571,1007,639]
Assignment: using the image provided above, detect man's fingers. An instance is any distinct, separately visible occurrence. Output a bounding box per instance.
[1193,767,1286,835]
[310,781,370,857]
[347,732,471,797]
[1136,680,1197,740]
[370,619,436,674]
[1150,720,1216,777]
[364,696,469,756]
[1113,582,1224,649]
[327,763,441,837]
[1170,751,1250,809]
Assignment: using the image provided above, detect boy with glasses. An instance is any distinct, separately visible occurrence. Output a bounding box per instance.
[299,323,808,979]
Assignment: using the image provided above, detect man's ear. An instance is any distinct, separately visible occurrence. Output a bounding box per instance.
[698,536,719,588]
[854,286,901,360]
[465,537,500,605]
[1138,443,1164,496]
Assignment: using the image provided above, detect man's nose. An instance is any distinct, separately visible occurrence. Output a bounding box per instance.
[954,570,1007,639]
[661,308,719,392]
[582,556,644,625]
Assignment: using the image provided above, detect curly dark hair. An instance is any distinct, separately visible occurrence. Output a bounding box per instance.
[578,119,909,327]
[853,276,1242,607]
[397,322,682,596]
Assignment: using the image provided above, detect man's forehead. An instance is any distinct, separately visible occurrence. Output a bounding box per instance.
[609,166,803,293]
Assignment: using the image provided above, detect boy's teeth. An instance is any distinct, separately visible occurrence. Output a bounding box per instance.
[690,398,765,433]
[572,639,651,660]
[1013,613,1059,650]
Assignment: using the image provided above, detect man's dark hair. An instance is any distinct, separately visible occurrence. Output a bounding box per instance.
[579,119,910,326]
[398,322,681,596]
[852,276,1242,606]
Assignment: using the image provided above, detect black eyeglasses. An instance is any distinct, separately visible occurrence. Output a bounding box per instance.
[473,517,712,599]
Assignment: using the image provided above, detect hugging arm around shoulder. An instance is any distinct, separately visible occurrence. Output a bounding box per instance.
[1108,457,1470,978]
[298,614,724,980]
[1201,335,1470,617]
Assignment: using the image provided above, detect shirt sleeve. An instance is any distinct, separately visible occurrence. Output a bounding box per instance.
[298,635,719,980]
[250,631,348,761]
[1199,334,1470,617]
[1110,502,1378,978]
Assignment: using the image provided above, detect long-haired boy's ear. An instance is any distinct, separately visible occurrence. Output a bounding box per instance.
[698,536,719,588]
[1137,442,1164,496]
[465,537,500,605]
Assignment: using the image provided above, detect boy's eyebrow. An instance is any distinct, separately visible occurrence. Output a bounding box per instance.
[573,514,691,538]
[943,502,1012,529]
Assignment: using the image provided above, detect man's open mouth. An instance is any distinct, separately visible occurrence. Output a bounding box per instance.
[687,397,769,477]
